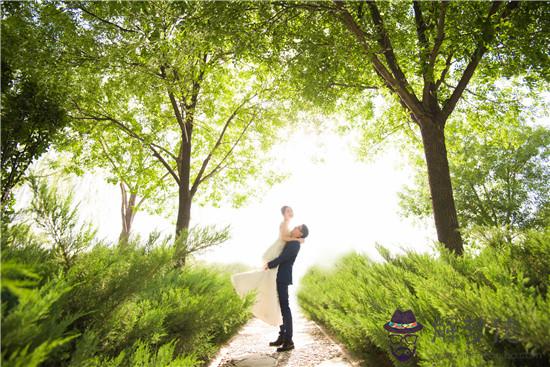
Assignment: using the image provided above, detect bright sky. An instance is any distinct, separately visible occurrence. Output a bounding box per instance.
[16,118,436,286]
[190,126,436,282]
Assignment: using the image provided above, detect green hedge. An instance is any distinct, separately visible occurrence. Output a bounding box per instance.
[2,231,253,367]
[297,228,550,367]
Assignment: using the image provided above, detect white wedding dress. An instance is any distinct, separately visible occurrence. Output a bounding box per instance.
[231,238,286,326]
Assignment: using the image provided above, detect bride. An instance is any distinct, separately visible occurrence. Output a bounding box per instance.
[231,206,305,326]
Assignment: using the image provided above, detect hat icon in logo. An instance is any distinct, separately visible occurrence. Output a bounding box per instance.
[384,309,423,334]
[383,309,423,362]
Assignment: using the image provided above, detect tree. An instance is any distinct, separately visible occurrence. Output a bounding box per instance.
[1,2,73,216]
[0,66,69,214]
[59,1,288,236]
[264,0,549,254]
[58,122,173,244]
[399,98,550,233]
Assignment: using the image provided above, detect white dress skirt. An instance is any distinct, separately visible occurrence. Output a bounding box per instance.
[231,238,286,326]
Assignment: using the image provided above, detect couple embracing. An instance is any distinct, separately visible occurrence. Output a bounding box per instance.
[231,206,309,352]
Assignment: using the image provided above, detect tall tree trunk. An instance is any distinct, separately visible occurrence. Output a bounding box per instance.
[119,182,137,245]
[176,125,193,237]
[174,190,191,268]
[418,118,464,255]
[176,188,191,236]
[174,126,193,269]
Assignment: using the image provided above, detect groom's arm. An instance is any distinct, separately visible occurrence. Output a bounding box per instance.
[267,242,300,269]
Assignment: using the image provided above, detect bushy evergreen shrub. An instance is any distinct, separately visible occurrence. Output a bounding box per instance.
[1,179,253,366]
[298,228,550,367]
[2,231,253,366]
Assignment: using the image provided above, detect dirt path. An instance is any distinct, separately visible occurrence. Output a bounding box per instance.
[208,301,361,367]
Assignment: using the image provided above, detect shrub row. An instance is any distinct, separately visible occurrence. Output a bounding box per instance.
[2,226,253,367]
[297,228,550,367]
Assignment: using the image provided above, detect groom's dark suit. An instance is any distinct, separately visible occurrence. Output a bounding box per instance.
[267,240,301,342]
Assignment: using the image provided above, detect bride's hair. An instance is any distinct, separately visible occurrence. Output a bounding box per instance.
[281,205,290,215]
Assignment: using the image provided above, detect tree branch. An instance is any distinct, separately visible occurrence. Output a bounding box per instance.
[120,182,128,233]
[107,117,180,185]
[413,1,430,59]
[97,134,124,182]
[469,182,496,226]
[352,2,363,22]
[435,52,453,90]
[414,0,436,106]
[70,100,180,184]
[194,116,255,194]
[190,96,255,195]
[328,82,378,90]
[366,1,416,98]
[332,0,424,118]
[76,5,139,34]
[429,2,448,71]
[187,53,208,110]
[441,1,519,122]
[160,64,189,143]
[272,1,338,12]
[135,171,170,210]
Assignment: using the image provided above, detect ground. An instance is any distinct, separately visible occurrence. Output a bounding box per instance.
[208,304,362,367]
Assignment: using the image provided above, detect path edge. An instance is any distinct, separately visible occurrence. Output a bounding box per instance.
[302,311,366,367]
[206,317,254,367]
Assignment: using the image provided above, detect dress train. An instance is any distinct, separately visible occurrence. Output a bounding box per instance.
[231,238,285,326]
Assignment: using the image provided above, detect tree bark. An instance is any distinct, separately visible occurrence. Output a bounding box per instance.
[176,123,193,237]
[176,188,191,236]
[119,182,137,245]
[418,118,464,255]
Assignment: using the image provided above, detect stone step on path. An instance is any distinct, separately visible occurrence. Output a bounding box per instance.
[208,305,361,367]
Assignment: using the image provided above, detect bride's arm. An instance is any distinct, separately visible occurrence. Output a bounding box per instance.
[279,222,304,243]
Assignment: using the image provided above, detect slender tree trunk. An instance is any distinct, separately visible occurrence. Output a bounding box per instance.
[418,118,464,255]
[174,126,193,269]
[175,188,191,269]
[176,125,193,237]
[119,182,137,245]
[176,188,191,236]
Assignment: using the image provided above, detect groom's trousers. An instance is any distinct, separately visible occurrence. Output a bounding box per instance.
[276,281,293,341]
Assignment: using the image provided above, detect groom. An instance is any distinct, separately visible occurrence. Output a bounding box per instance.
[263,224,309,352]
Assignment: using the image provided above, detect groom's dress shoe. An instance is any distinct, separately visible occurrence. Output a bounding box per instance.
[269,335,284,346]
[276,341,294,352]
